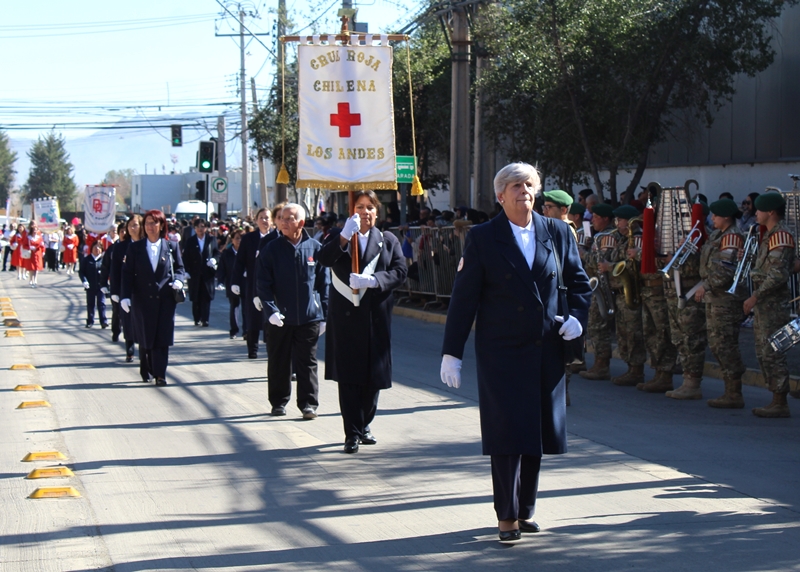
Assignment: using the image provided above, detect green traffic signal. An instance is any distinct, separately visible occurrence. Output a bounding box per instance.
[171,124,182,147]
[198,141,215,173]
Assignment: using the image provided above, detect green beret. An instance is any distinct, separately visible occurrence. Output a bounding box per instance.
[612,205,639,220]
[569,203,585,215]
[709,198,742,219]
[543,190,573,207]
[755,192,785,212]
[592,203,614,218]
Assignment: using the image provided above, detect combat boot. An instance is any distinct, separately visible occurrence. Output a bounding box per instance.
[569,361,587,374]
[579,355,610,380]
[707,378,745,409]
[637,370,673,393]
[666,375,703,400]
[752,392,791,418]
[612,364,645,387]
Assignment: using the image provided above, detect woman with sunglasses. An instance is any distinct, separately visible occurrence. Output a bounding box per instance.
[738,192,759,232]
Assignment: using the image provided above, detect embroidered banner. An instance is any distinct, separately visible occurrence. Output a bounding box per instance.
[296,43,397,190]
[33,198,61,233]
[83,185,116,233]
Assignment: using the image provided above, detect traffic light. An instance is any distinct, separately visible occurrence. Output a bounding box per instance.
[171,125,182,147]
[195,180,206,201]
[198,141,215,173]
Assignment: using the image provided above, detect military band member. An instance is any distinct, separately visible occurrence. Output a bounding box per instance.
[568,203,591,263]
[743,193,796,418]
[607,205,647,386]
[662,202,709,400]
[694,199,747,408]
[580,203,616,381]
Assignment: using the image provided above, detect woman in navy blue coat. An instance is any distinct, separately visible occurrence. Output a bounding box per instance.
[441,163,591,543]
[110,215,143,362]
[79,241,108,328]
[120,210,187,386]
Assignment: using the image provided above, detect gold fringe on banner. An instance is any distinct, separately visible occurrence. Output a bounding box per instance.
[410,175,424,197]
[296,180,398,191]
[276,164,290,184]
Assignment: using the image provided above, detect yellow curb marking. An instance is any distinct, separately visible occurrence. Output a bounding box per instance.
[17,401,51,409]
[22,451,67,462]
[27,467,75,479]
[14,385,44,391]
[28,487,81,499]
[10,364,35,370]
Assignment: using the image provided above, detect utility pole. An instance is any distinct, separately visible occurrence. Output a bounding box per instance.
[239,8,250,218]
[217,116,228,219]
[275,0,288,205]
[251,77,269,209]
[449,8,471,210]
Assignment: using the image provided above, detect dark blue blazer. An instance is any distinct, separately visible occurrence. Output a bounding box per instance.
[233,229,278,329]
[215,245,238,299]
[120,238,186,349]
[79,253,106,292]
[442,211,591,456]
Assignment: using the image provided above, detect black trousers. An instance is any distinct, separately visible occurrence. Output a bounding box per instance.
[337,382,380,440]
[191,286,212,324]
[266,321,320,410]
[140,346,169,380]
[86,289,107,325]
[2,245,10,270]
[490,455,542,522]
[110,299,121,338]
[228,294,241,335]
[246,323,267,356]
[45,249,58,271]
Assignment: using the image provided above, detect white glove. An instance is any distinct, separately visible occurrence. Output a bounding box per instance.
[120,299,131,313]
[440,354,462,389]
[206,258,217,269]
[101,287,109,295]
[172,280,183,290]
[341,213,361,241]
[83,281,90,290]
[253,296,263,311]
[555,315,583,341]
[268,312,285,327]
[231,284,241,296]
[349,273,378,289]
[10,243,18,250]
[318,321,326,336]
[66,244,74,250]
[111,294,120,303]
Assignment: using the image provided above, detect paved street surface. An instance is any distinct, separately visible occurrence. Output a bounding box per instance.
[1,269,799,572]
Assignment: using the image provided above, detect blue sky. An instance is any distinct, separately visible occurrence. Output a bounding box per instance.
[1,0,419,189]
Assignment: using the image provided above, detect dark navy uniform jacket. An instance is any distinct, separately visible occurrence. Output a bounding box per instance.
[233,229,278,329]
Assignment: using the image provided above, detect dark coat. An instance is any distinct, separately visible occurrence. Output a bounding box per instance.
[121,238,187,349]
[109,240,131,298]
[319,227,407,388]
[215,245,238,299]
[442,211,591,457]
[183,233,219,301]
[99,242,114,290]
[79,253,106,292]
[233,229,278,330]
[256,230,329,326]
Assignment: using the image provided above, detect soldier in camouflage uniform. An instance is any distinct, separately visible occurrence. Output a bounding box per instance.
[744,192,797,418]
[662,203,709,400]
[607,205,647,386]
[694,199,748,408]
[580,203,616,380]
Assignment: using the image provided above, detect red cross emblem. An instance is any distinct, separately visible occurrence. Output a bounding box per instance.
[330,102,361,137]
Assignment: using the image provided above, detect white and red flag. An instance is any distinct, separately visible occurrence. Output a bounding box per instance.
[83,185,116,233]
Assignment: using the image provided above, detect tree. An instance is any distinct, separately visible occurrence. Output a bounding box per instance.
[21,132,77,210]
[102,168,135,208]
[0,130,17,205]
[475,0,795,204]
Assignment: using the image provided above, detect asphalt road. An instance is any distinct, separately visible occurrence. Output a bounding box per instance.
[1,269,799,571]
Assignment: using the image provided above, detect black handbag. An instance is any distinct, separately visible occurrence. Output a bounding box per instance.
[168,244,186,304]
[550,220,585,366]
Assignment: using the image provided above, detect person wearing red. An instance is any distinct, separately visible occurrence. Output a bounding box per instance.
[62,226,80,277]
[22,221,45,287]
[10,223,25,280]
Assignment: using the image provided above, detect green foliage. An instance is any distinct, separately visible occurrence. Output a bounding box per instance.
[102,168,135,207]
[21,132,77,210]
[0,130,16,205]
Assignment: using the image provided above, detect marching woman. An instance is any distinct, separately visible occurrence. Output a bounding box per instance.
[440,163,591,543]
[10,223,25,279]
[62,225,80,276]
[111,216,143,362]
[22,220,45,287]
[79,241,108,328]
[120,210,186,386]
[215,228,244,339]
[319,190,407,454]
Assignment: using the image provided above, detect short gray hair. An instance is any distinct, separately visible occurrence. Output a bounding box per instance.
[282,202,307,221]
[493,162,542,200]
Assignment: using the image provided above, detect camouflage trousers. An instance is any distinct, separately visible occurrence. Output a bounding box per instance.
[666,293,707,378]
[587,293,613,359]
[641,285,677,372]
[706,299,747,382]
[753,292,791,393]
[614,292,646,365]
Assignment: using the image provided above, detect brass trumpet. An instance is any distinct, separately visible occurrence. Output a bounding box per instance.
[660,220,703,277]
[726,225,759,295]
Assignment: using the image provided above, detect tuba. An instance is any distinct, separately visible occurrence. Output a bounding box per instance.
[612,216,642,309]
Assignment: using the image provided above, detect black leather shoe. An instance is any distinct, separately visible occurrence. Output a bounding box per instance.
[155,378,167,386]
[140,375,150,383]
[360,432,377,445]
[518,520,541,533]
[101,323,108,329]
[125,354,134,363]
[202,322,209,327]
[271,406,286,416]
[344,437,359,454]
[302,407,317,420]
[248,352,258,359]
[498,529,521,543]
[85,324,92,328]
[111,334,119,342]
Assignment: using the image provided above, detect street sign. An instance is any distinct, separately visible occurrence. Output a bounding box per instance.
[396,156,416,184]
[210,176,228,204]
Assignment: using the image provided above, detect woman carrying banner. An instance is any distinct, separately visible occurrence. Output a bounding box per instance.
[319,190,407,454]
[22,220,45,288]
